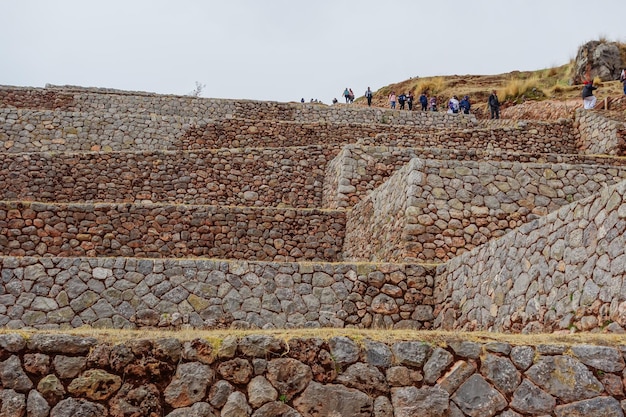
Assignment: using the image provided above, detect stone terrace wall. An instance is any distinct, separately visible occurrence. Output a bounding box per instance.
[0,202,346,261]
[0,85,477,127]
[576,109,626,155]
[0,333,624,417]
[435,179,626,334]
[0,146,338,208]
[359,119,578,154]
[0,257,435,330]
[323,145,626,209]
[344,158,626,263]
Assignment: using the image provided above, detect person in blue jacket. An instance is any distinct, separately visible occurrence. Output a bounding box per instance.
[419,93,428,111]
[459,95,471,114]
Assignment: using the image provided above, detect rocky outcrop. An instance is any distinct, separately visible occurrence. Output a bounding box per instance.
[571,40,623,84]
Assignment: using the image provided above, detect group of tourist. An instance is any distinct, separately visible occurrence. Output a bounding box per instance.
[384,91,499,118]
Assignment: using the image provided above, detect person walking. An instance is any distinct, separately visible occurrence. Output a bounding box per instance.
[581,81,598,109]
[488,90,500,119]
[365,87,373,106]
[620,69,626,95]
[398,92,406,110]
[389,91,397,109]
[348,88,355,103]
[419,93,428,111]
[407,92,414,110]
[343,88,350,103]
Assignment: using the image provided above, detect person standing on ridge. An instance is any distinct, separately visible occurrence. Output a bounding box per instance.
[620,69,626,95]
[447,95,460,114]
[398,92,406,110]
[389,91,397,109]
[344,88,350,103]
[581,80,598,109]
[488,90,500,119]
[365,87,373,106]
[407,92,414,110]
[429,96,437,111]
[419,93,428,111]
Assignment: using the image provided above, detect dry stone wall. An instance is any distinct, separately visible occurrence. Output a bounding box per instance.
[576,109,626,156]
[435,179,626,333]
[0,146,337,208]
[323,144,626,209]
[344,157,626,263]
[359,120,578,154]
[0,257,435,330]
[0,202,346,261]
[0,333,624,417]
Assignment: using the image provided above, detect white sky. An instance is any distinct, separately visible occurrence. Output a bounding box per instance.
[1,0,624,103]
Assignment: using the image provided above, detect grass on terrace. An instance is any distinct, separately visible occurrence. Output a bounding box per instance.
[6,328,626,348]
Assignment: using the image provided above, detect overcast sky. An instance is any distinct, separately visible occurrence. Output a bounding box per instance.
[2,0,624,103]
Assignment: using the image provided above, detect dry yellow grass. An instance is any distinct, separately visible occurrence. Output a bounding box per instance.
[6,327,625,348]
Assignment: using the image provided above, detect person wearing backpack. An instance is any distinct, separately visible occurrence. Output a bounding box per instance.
[365,87,373,106]
[343,88,351,103]
[398,93,406,110]
[488,90,500,119]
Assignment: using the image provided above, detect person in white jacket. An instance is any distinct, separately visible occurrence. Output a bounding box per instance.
[447,95,460,114]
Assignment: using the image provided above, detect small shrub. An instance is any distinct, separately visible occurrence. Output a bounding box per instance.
[500,77,546,103]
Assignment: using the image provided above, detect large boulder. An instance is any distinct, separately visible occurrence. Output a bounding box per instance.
[571,40,623,84]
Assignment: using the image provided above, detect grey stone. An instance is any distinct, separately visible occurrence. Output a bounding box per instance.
[27,389,50,417]
[392,341,431,367]
[247,375,278,408]
[0,389,26,417]
[293,381,373,417]
[337,362,389,395]
[251,401,301,417]
[554,396,624,417]
[37,374,65,404]
[165,402,216,417]
[50,398,107,417]
[373,395,393,417]
[510,379,556,415]
[525,355,603,402]
[53,355,86,379]
[0,355,33,392]
[452,374,507,417]
[480,353,521,395]
[221,391,252,417]
[208,379,234,408]
[239,334,286,358]
[391,385,449,417]
[423,347,454,384]
[164,362,214,408]
[363,340,392,368]
[510,346,534,370]
[449,341,481,358]
[571,345,625,372]
[328,336,360,366]
[154,338,182,362]
[27,334,96,354]
[0,333,26,352]
[485,342,511,355]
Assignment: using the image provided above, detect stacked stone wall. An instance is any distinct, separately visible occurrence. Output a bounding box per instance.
[0,85,477,127]
[344,158,626,263]
[0,146,338,208]
[435,179,626,333]
[0,202,346,261]
[0,333,624,417]
[576,109,626,155]
[0,257,435,330]
[359,120,578,154]
[323,145,626,209]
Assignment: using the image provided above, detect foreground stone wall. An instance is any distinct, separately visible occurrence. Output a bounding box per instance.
[0,146,338,208]
[435,179,626,333]
[0,257,435,330]
[344,157,626,263]
[576,109,626,155]
[0,332,624,417]
[0,202,346,261]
